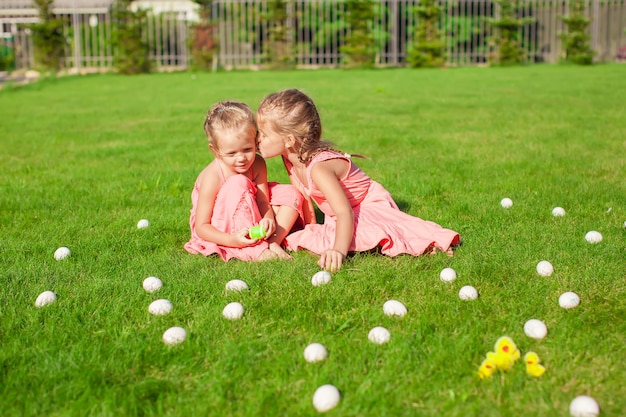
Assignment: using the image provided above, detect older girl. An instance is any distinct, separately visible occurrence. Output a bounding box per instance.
[256,89,459,271]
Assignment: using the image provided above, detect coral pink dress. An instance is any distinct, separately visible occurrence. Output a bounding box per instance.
[284,151,460,256]
[184,161,304,261]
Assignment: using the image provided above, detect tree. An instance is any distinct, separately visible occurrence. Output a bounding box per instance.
[408,0,446,68]
[112,0,151,74]
[341,0,376,68]
[559,0,595,65]
[264,0,295,69]
[190,0,217,70]
[29,0,66,71]
[487,0,534,66]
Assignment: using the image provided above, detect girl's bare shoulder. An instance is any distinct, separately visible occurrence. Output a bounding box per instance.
[196,160,221,191]
[311,155,349,179]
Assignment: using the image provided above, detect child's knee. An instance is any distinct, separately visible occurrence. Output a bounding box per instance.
[286,185,304,211]
[225,174,254,191]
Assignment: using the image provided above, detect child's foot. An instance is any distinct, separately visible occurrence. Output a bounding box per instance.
[425,245,454,257]
[256,249,279,261]
[268,242,293,260]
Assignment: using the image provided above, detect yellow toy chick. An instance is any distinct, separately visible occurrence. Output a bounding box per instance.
[488,336,521,371]
[524,351,546,377]
[478,357,497,379]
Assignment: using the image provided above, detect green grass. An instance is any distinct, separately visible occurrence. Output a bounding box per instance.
[1,65,625,416]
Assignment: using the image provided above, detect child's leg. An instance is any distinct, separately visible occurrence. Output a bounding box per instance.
[211,175,270,261]
[267,205,299,259]
[257,248,279,261]
[271,205,300,244]
[267,183,305,259]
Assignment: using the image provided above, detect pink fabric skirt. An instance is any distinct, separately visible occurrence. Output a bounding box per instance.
[285,181,460,257]
[184,175,303,261]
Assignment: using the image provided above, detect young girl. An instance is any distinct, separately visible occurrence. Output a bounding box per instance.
[256,89,460,271]
[184,100,304,262]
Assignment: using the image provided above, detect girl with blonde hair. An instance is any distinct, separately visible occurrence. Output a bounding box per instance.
[185,100,304,261]
[256,89,460,271]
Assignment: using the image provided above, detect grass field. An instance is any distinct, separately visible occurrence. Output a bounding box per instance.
[1,65,625,417]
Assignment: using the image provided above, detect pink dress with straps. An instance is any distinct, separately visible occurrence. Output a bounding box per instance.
[284,151,460,256]
[184,160,304,261]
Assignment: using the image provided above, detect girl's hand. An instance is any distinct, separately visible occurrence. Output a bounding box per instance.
[233,229,257,247]
[258,218,276,239]
[318,249,346,272]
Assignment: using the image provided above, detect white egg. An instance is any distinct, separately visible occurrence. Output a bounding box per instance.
[162,326,186,345]
[303,343,328,363]
[439,267,457,282]
[569,395,600,417]
[368,326,391,344]
[312,384,341,412]
[148,299,173,316]
[500,198,513,208]
[54,246,71,260]
[584,231,602,244]
[536,260,554,277]
[142,276,163,293]
[35,290,57,307]
[222,302,244,320]
[225,279,249,292]
[458,285,478,300]
[559,292,580,309]
[524,319,548,340]
[383,300,407,317]
[311,271,332,287]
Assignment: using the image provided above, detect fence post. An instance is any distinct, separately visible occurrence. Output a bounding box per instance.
[590,0,599,61]
[71,0,81,71]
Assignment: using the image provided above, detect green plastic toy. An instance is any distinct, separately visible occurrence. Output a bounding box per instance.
[249,225,267,239]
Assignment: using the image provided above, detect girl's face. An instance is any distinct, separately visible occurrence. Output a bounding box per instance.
[257,120,287,159]
[212,125,257,175]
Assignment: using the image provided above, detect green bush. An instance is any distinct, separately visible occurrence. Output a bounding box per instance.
[264,0,296,69]
[559,0,595,65]
[190,0,217,71]
[28,0,66,71]
[487,0,533,66]
[112,0,152,74]
[0,39,15,71]
[341,0,376,68]
[407,0,446,68]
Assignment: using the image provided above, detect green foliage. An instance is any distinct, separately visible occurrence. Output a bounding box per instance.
[341,0,376,68]
[315,20,348,50]
[408,0,446,68]
[264,0,296,69]
[193,0,213,10]
[559,0,595,65]
[487,0,533,66]
[112,0,152,74]
[28,0,66,71]
[189,23,217,71]
[190,0,217,71]
[0,37,15,71]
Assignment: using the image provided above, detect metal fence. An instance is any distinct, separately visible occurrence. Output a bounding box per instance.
[1,0,625,72]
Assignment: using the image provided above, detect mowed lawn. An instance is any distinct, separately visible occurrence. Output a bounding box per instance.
[1,65,625,417]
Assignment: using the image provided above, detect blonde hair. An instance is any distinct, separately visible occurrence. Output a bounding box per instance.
[204,101,257,150]
[257,89,334,163]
